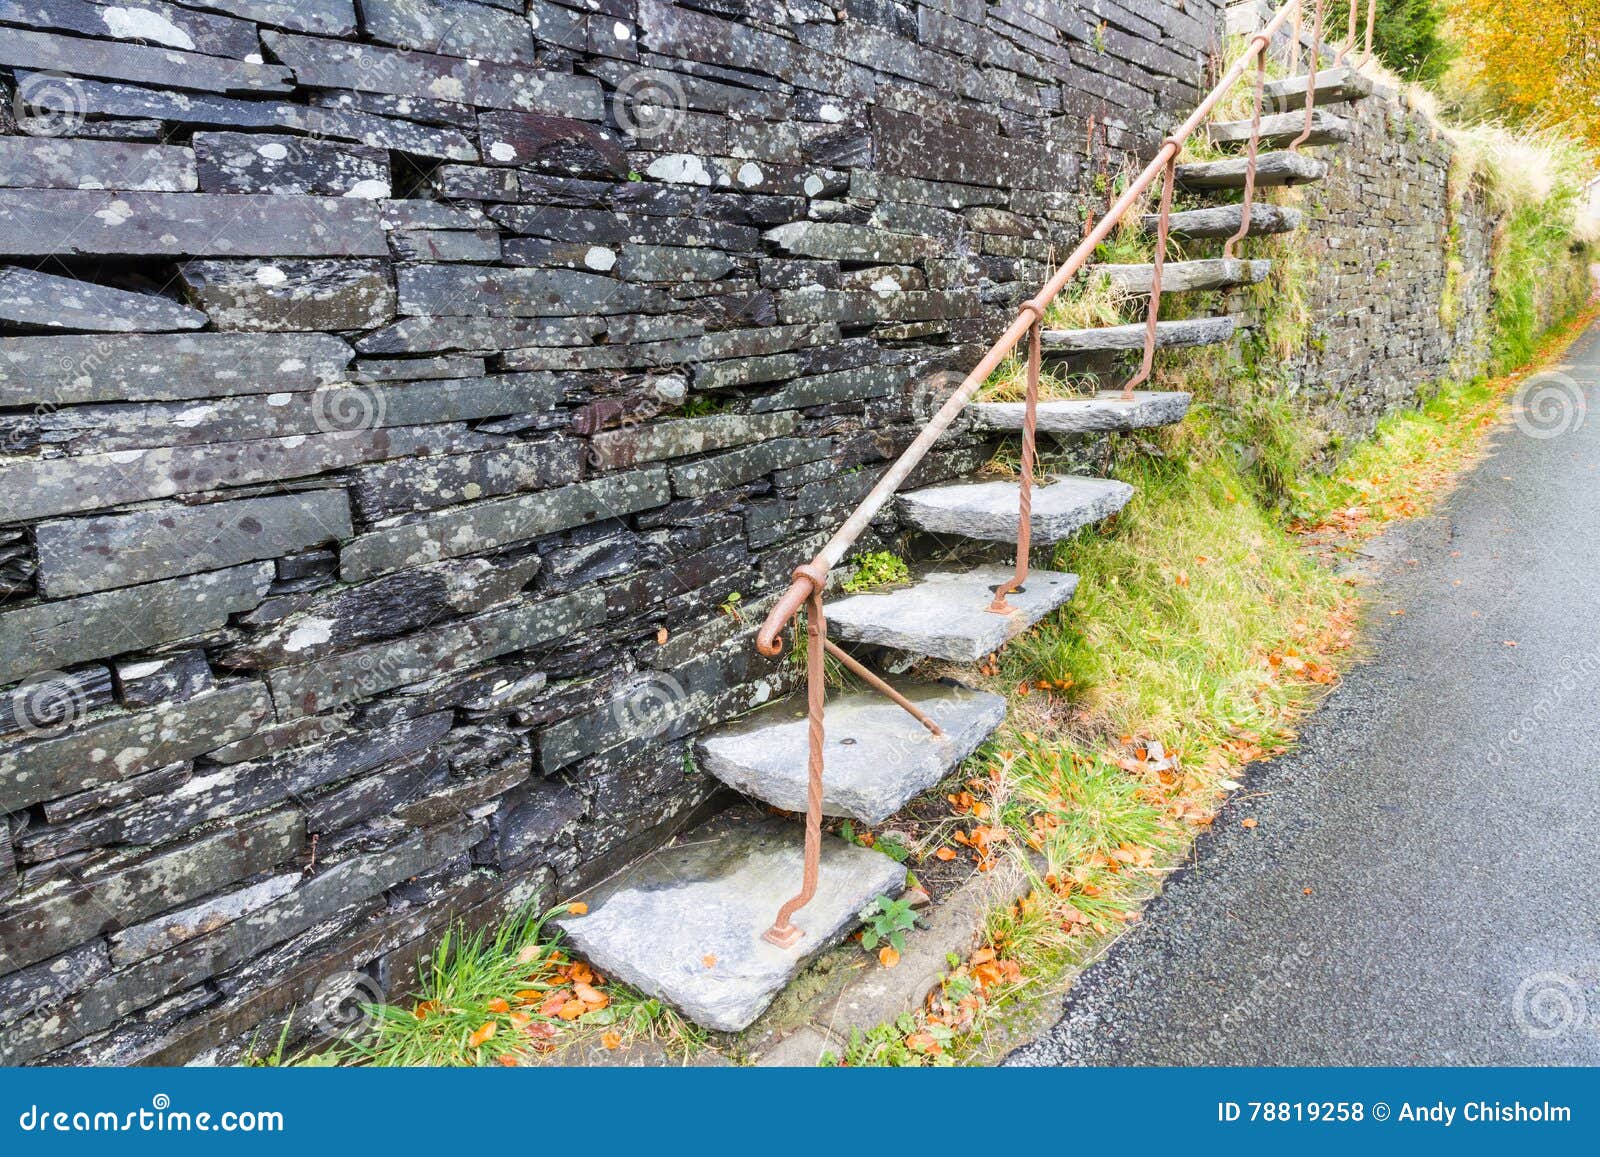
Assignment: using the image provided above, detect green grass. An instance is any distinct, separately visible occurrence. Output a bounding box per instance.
[329,905,704,1067]
[841,550,910,592]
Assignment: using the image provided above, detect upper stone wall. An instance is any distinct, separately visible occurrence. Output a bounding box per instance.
[0,1,1225,1064]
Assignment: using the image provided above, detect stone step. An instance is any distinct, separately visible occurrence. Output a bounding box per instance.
[1208,107,1351,149]
[1261,66,1373,111]
[1175,151,1328,190]
[1143,203,1301,241]
[1042,316,1235,353]
[899,473,1134,545]
[972,390,1192,435]
[1092,258,1270,295]
[696,677,1006,822]
[556,806,906,1033]
[827,564,1080,663]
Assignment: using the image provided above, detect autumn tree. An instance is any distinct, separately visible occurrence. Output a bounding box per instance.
[1448,0,1600,145]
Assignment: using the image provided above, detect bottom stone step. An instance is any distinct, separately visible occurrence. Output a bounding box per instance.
[556,806,905,1033]
[696,676,1006,822]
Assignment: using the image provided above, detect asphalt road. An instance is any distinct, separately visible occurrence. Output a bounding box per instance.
[1007,321,1600,1066]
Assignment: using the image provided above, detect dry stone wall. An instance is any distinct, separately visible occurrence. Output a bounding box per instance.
[0,0,1227,1064]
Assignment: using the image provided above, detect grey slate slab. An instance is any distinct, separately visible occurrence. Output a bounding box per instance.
[175,0,357,35]
[0,267,207,332]
[1175,151,1328,190]
[0,137,197,192]
[192,132,391,197]
[0,681,272,813]
[1207,108,1351,149]
[0,426,475,521]
[177,259,396,331]
[0,0,263,58]
[1041,317,1235,353]
[898,474,1135,545]
[0,331,351,406]
[1142,203,1303,240]
[1093,259,1270,295]
[971,391,1192,435]
[358,0,538,65]
[0,27,293,94]
[260,31,603,118]
[0,809,303,980]
[0,191,389,258]
[267,589,606,716]
[338,468,670,580]
[556,807,906,1032]
[696,679,1007,823]
[33,491,353,597]
[826,565,1081,663]
[0,564,273,686]
[19,75,480,161]
[1260,66,1373,112]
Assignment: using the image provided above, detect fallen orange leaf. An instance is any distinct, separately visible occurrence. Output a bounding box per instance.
[878,945,900,969]
[601,1031,622,1050]
[1241,817,1259,829]
[468,1022,496,1049]
[934,847,957,861]
[486,997,510,1014]
[702,954,717,969]
[566,902,589,915]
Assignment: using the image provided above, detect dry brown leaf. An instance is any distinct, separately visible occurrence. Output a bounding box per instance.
[601,1031,623,1050]
[1241,817,1259,829]
[878,945,900,969]
[467,1022,496,1048]
[485,997,510,1014]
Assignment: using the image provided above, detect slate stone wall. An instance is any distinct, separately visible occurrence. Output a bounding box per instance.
[1266,85,1586,443]
[0,1,1228,1064]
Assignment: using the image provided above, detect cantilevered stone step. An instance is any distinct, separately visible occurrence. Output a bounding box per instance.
[556,806,905,1032]
[1042,316,1235,353]
[696,678,1006,822]
[1209,107,1351,149]
[899,474,1134,545]
[1143,203,1301,240]
[972,390,1192,435]
[827,565,1080,663]
[1093,258,1270,295]
[1176,151,1328,190]
[1261,66,1373,112]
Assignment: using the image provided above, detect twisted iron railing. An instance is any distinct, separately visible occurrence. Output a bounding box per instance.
[753,0,1379,948]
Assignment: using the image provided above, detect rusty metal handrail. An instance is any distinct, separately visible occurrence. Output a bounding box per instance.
[755,0,1364,947]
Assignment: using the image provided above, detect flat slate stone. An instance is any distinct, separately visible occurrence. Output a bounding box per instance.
[33,490,353,597]
[826,565,1081,663]
[192,132,391,197]
[1042,317,1235,353]
[971,391,1192,434]
[0,564,273,686]
[696,679,1006,822]
[1208,108,1351,149]
[0,267,206,332]
[1142,204,1302,240]
[898,474,1135,545]
[0,191,389,258]
[0,333,353,406]
[556,807,906,1032]
[1093,259,1270,295]
[0,27,292,94]
[178,259,396,332]
[0,137,196,192]
[1260,66,1374,112]
[1175,151,1328,190]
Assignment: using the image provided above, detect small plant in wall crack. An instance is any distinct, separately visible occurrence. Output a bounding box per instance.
[861,894,921,967]
[841,551,910,592]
